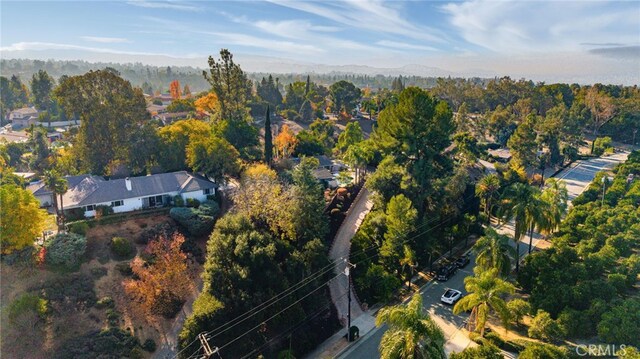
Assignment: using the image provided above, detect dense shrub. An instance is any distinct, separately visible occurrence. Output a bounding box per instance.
[169,207,215,236]
[44,233,87,269]
[36,273,97,308]
[90,266,108,279]
[142,338,157,352]
[94,205,114,218]
[7,293,48,323]
[173,195,184,207]
[68,222,89,236]
[110,237,135,259]
[64,207,86,221]
[198,200,220,217]
[529,310,563,342]
[96,296,115,309]
[518,343,570,359]
[115,262,133,276]
[137,223,176,245]
[54,328,140,359]
[185,198,200,208]
[450,343,503,359]
[593,136,613,156]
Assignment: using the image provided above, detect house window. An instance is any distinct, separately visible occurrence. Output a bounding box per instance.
[86,205,95,211]
[111,200,123,207]
[204,188,211,195]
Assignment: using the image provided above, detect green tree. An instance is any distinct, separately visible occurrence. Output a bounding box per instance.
[507,298,531,327]
[539,178,568,235]
[42,169,68,228]
[337,121,364,153]
[519,343,569,359]
[127,123,160,175]
[54,70,149,175]
[186,136,240,183]
[299,99,314,123]
[264,106,273,165]
[453,131,481,165]
[473,228,515,277]
[376,293,446,359]
[507,114,538,169]
[28,126,51,172]
[158,119,211,171]
[203,49,250,123]
[475,174,501,224]
[453,268,515,336]
[0,185,48,254]
[597,298,640,347]
[500,183,546,270]
[167,98,195,113]
[329,80,361,116]
[30,70,54,111]
[450,344,503,359]
[528,310,563,343]
[380,194,417,275]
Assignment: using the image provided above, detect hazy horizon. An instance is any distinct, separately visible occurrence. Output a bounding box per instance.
[1,0,639,84]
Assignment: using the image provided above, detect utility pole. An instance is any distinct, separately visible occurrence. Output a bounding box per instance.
[344,261,356,342]
[198,333,222,359]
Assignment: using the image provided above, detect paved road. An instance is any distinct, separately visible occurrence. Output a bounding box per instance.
[338,152,630,359]
[328,187,373,325]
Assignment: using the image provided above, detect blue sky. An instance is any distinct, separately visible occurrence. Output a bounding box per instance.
[1,1,639,82]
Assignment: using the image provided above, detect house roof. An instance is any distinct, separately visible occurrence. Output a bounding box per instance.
[316,155,334,168]
[27,174,98,197]
[312,168,334,181]
[11,107,38,116]
[61,171,217,208]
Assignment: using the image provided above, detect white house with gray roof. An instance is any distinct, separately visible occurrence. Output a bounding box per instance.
[28,171,217,217]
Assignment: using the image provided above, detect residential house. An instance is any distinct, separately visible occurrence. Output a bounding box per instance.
[28,171,217,217]
[8,107,39,128]
[153,112,190,125]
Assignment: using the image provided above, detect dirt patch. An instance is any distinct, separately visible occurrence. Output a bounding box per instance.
[1,213,204,359]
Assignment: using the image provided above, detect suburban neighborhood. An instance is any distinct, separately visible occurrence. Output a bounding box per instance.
[1,1,639,359]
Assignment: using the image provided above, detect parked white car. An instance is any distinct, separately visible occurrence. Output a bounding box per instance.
[441,289,462,305]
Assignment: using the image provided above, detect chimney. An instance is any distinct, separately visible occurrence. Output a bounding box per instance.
[125,177,132,191]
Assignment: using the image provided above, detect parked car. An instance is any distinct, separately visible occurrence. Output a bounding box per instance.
[455,254,470,268]
[441,289,463,305]
[436,264,457,281]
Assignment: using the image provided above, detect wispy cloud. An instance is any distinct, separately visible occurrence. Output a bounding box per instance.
[267,0,447,43]
[126,0,201,12]
[441,0,640,53]
[0,41,198,58]
[208,32,323,55]
[377,40,438,52]
[81,36,131,44]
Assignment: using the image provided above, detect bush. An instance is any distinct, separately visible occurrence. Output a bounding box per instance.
[7,293,48,323]
[485,332,505,348]
[54,328,140,359]
[90,266,108,279]
[169,207,215,236]
[173,195,184,207]
[36,273,97,308]
[507,298,531,326]
[64,207,86,221]
[529,310,563,343]
[151,290,185,318]
[593,136,613,156]
[185,198,200,208]
[94,205,114,218]
[44,233,87,269]
[142,338,157,352]
[198,200,220,217]
[450,343,503,359]
[519,343,570,359]
[68,222,90,236]
[115,262,133,276]
[110,237,135,259]
[96,296,115,309]
[137,223,176,245]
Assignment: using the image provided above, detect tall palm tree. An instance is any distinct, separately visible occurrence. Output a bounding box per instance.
[540,178,568,235]
[473,228,516,277]
[475,174,501,224]
[500,183,546,271]
[376,293,446,359]
[453,268,515,336]
[43,169,68,229]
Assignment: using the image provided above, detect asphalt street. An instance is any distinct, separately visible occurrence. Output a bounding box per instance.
[338,152,629,359]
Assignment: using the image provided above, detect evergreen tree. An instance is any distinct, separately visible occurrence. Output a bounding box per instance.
[264,106,273,165]
[30,70,54,111]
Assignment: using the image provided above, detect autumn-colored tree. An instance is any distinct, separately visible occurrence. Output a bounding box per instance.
[124,233,190,317]
[183,84,192,98]
[194,92,219,114]
[274,124,298,158]
[1,185,48,254]
[169,80,181,100]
